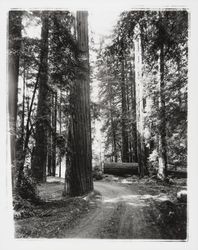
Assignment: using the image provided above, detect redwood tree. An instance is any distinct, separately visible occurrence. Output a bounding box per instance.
[121,57,129,162]
[134,23,146,177]
[129,59,138,162]
[31,12,50,182]
[51,91,57,176]
[69,11,93,196]
[157,13,168,180]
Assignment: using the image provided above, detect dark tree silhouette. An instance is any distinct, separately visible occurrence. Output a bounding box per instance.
[8,11,22,189]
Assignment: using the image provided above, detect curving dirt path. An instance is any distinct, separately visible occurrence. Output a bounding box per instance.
[15,178,186,239]
[65,181,165,239]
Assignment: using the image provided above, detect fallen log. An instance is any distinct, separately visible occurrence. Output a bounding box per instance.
[103,162,139,176]
[167,170,187,178]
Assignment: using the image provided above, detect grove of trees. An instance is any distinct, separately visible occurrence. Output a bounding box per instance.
[8,9,188,202]
[97,10,188,180]
[8,10,93,198]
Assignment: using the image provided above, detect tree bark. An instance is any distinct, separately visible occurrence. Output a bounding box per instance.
[129,58,138,162]
[59,91,62,177]
[52,91,57,176]
[126,62,133,162]
[110,110,118,162]
[106,57,118,162]
[31,13,49,182]
[21,64,26,142]
[121,58,129,162]
[8,11,22,189]
[69,11,93,196]
[64,119,72,196]
[104,162,139,175]
[134,23,146,177]
[157,15,167,180]
[47,92,52,176]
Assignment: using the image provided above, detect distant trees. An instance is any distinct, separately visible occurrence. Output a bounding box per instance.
[97,45,121,162]
[97,10,188,179]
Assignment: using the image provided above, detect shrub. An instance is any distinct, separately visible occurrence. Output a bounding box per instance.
[17,175,40,203]
[92,165,103,180]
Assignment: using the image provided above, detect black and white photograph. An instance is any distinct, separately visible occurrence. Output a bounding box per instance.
[2,0,198,247]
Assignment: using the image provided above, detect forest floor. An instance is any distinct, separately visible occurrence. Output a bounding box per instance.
[14,175,187,239]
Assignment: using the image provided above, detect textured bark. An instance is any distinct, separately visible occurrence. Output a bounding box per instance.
[64,120,72,196]
[21,65,26,142]
[69,11,93,196]
[157,16,167,180]
[126,61,132,162]
[59,91,62,177]
[31,13,49,182]
[104,162,139,175]
[110,112,118,162]
[129,59,138,162]
[47,92,52,176]
[134,23,146,177]
[107,58,118,162]
[52,91,57,176]
[121,59,129,162]
[8,11,22,189]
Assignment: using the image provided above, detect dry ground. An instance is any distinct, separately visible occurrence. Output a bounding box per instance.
[14,175,187,239]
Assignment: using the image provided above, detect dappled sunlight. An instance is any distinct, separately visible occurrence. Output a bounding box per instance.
[47,176,65,183]
[103,194,148,207]
[140,194,169,202]
[102,193,170,207]
[120,179,134,184]
[11,9,187,240]
[127,202,148,207]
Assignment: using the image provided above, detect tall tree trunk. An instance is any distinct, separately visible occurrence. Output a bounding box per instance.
[157,15,167,180]
[121,58,129,162]
[47,130,52,176]
[52,91,57,176]
[134,23,146,177]
[8,11,22,190]
[47,92,52,176]
[126,60,135,162]
[21,64,26,142]
[109,97,117,162]
[16,58,26,174]
[111,116,118,162]
[59,91,62,177]
[31,13,49,182]
[69,11,93,196]
[106,57,117,163]
[129,58,138,162]
[64,119,72,195]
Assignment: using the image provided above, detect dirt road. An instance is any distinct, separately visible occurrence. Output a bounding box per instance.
[15,178,186,239]
[65,181,171,239]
